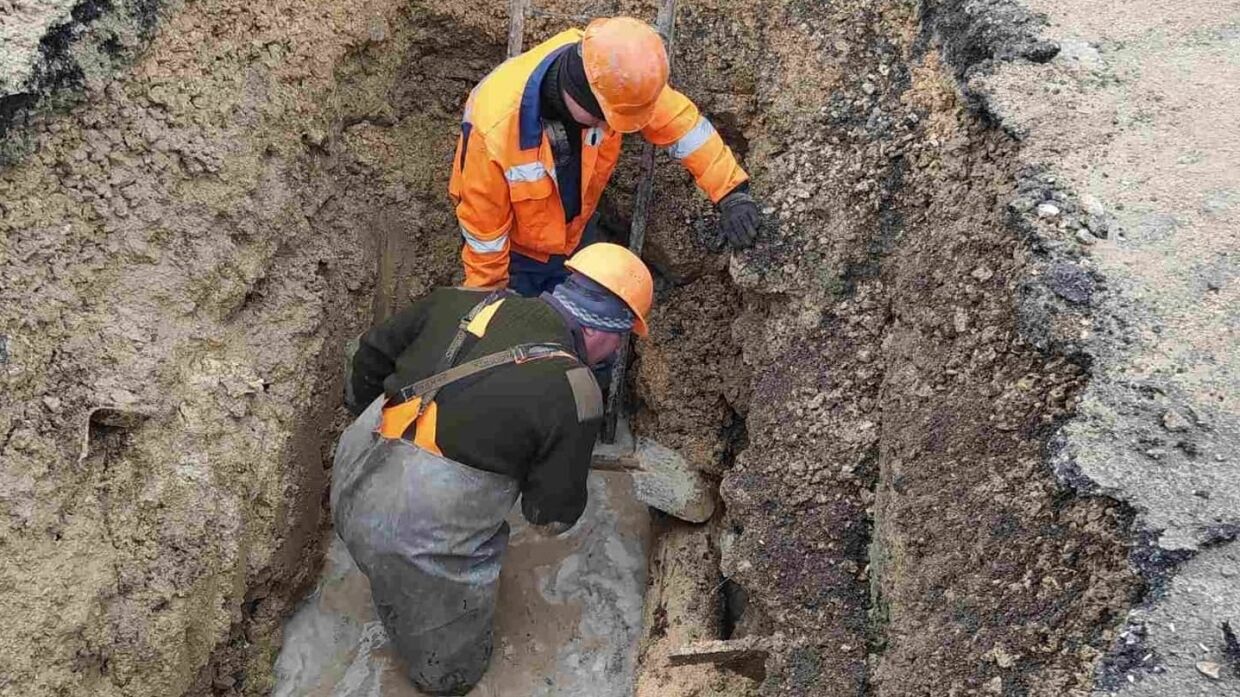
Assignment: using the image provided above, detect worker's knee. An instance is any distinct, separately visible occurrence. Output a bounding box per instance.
[408,631,493,695]
[411,672,481,696]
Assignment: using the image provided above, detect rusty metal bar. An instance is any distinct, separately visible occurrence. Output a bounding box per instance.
[602,0,677,443]
[507,0,529,57]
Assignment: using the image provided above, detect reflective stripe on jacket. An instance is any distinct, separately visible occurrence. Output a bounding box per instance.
[448,28,749,288]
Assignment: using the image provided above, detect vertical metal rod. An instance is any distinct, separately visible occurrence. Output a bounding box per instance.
[507,0,529,58]
[603,0,678,443]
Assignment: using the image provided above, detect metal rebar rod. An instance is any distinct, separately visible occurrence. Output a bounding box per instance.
[602,0,677,443]
[507,0,529,58]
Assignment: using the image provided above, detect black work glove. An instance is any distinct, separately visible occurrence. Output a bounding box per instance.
[718,189,760,249]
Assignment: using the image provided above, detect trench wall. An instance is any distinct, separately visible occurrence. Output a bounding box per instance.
[0,0,485,694]
[0,0,1170,695]
[623,1,1142,695]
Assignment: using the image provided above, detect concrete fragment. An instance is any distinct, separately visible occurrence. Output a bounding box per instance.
[972,265,995,282]
[668,637,773,667]
[1037,202,1061,218]
[1081,194,1106,217]
[1162,410,1192,433]
[1195,661,1221,680]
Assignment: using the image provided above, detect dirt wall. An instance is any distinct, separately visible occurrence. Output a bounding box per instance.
[625,0,1142,694]
[0,0,481,694]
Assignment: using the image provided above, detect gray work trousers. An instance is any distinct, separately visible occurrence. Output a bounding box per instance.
[331,398,519,695]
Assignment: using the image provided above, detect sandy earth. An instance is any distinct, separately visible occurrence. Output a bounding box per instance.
[271,472,650,697]
[0,0,474,694]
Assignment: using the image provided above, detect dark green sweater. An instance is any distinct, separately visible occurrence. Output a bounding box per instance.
[347,288,601,526]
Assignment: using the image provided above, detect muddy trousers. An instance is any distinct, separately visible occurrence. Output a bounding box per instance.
[331,398,519,695]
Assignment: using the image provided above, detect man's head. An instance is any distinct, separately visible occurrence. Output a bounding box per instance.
[554,243,654,363]
[562,90,605,128]
[554,45,606,128]
[566,17,669,133]
[581,327,625,366]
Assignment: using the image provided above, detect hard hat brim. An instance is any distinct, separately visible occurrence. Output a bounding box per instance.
[597,99,656,134]
[630,314,649,337]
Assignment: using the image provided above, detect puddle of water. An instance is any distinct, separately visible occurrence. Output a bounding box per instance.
[273,472,651,697]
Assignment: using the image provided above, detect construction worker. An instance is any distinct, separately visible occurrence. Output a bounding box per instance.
[450,16,760,296]
[332,243,653,696]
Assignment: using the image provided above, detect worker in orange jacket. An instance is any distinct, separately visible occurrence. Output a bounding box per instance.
[449,16,761,296]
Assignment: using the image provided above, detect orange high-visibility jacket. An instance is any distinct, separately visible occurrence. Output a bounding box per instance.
[448,29,749,288]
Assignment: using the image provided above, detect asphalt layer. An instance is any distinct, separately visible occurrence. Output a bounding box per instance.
[946,0,1240,690]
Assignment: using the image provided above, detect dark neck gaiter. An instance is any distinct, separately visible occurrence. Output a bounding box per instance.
[559,44,604,120]
[539,49,589,223]
[540,51,575,123]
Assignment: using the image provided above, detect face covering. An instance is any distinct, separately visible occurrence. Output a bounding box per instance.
[558,43,604,121]
[551,272,634,333]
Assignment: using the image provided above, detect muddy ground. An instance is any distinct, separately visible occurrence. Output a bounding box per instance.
[273,472,652,697]
[1,0,1236,695]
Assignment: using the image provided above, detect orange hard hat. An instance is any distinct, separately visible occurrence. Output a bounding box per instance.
[565,243,654,336]
[581,17,669,133]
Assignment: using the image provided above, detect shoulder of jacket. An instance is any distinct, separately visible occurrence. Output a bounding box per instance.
[562,365,603,423]
[468,28,584,137]
[468,83,521,138]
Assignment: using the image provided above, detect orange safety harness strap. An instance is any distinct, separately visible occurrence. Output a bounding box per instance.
[378,343,577,442]
[378,292,578,446]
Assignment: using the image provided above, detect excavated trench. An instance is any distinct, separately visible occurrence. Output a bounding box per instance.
[0,0,1152,695]
[270,2,1142,695]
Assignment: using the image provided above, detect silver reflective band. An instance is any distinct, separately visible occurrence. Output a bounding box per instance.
[461,227,508,253]
[505,162,551,183]
[666,118,716,159]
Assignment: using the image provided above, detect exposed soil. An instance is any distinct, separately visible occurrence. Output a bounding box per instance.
[637,0,1141,693]
[3,0,1232,695]
[1,1,480,694]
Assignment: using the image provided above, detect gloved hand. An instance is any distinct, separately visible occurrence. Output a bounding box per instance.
[718,190,760,249]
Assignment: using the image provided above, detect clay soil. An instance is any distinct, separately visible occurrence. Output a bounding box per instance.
[1,1,489,694]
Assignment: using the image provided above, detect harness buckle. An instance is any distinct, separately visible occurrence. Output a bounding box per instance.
[512,345,533,364]
[513,343,560,364]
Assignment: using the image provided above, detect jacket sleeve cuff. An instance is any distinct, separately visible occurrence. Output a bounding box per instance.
[722,181,750,200]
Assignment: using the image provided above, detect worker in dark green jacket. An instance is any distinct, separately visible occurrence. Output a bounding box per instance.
[331,243,653,695]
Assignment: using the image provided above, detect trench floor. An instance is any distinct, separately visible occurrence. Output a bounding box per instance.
[272,472,651,696]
